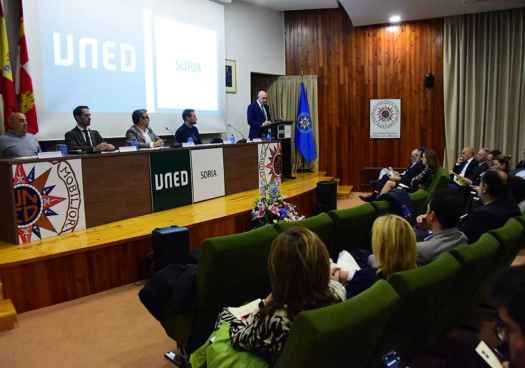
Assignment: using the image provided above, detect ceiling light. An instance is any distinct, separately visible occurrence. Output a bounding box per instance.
[389,15,401,23]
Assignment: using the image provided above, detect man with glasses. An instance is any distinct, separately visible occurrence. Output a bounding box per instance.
[126,109,163,148]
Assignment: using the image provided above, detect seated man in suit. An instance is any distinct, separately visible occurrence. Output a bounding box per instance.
[414,189,467,264]
[464,147,490,186]
[65,106,114,152]
[360,148,424,201]
[458,169,520,243]
[126,109,163,148]
[451,146,479,185]
[247,90,271,140]
[0,112,41,158]
[175,109,201,145]
[512,148,525,179]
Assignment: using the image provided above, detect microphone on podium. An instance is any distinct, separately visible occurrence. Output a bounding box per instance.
[226,123,247,144]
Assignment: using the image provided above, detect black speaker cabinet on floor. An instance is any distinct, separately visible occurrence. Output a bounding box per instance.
[316,180,337,214]
[152,226,190,271]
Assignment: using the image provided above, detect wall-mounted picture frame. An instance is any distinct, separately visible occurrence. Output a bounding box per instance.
[225,59,237,94]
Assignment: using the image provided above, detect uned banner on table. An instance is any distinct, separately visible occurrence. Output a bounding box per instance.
[190,148,225,202]
[150,150,192,211]
[12,159,86,244]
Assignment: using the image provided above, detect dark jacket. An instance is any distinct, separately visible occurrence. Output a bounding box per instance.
[472,160,490,186]
[345,268,384,298]
[409,167,435,192]
[125,125,160,148]
[175,123,201,145]
[65,126,104,152]
[399,160,425,186]
[453,159,479,181]
[247,101,271,139]
[458,194,521,243]
[511,160,525,176]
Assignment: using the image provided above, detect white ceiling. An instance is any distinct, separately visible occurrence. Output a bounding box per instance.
[239,0,338,11]
[340,0,525,26]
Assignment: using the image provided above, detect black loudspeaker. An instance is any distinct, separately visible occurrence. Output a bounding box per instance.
[151,226,190,271]
[424,73,434,88]
[316,180,337,214]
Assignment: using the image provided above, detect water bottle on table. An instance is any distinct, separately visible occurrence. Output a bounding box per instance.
[229,134,235,144]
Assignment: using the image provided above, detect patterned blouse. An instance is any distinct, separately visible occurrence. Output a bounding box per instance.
[216,280,346,364]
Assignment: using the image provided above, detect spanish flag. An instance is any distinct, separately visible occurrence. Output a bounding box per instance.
[17,0,37,133]
[0,0,17,128]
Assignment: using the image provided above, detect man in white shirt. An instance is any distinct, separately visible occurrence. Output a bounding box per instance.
[452,146,479,183]
[125,109,163,149]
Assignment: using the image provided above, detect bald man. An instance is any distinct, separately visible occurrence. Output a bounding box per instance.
[452,146,479,181]
[247,90,272,139]
[0,113,41,158]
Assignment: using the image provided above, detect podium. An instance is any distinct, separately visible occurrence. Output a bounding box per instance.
[264,121,293,179]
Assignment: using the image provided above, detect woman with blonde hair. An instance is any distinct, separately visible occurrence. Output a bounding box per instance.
[334,214,417,298]
[212,227,345,364]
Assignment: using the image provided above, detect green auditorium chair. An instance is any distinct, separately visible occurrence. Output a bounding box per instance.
[161,224,279,351]
[516,214,525,228]
[276,280,400,368]
[274,212,337,257]
[379,253,463,355]
[450,233,501,320]
[328,203,378,254]
[489,218,525,268]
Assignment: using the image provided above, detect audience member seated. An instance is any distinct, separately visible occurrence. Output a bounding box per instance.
[333,215,417,298]
[210,227,345,364]
[414,189,467,264]
[487,149,502,163]
[461,147,491,186]
[126,109,164,148]
[0,112,40,158]
[492,154,512,173]
[452,146,479,183]
[65,106,115,152]
[458,169,520,243]
[489,265,525,368]
[512,147,525,179]
[360,148,424,202]
[509,175,525,214]
[375,149,439,197]
[175,109,202,145]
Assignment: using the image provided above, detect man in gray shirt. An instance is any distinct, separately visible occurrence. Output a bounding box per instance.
[0,112,41,158]
[415,188,467,264]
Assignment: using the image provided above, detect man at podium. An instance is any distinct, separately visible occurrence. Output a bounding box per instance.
[247,90,272,139]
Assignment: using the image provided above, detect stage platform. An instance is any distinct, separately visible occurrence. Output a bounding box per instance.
[0,173,329,313]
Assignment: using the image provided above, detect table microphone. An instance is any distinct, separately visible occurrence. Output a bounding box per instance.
[226,123,247,143]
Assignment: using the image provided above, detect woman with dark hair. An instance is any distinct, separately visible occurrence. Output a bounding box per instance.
[211,227,345,364]
[379,149,439,195]
[492,154,512,173]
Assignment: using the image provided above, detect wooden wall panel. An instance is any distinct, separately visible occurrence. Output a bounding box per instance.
[82,154,152,227]
[223,145,259,195]
[285,8,445,186]
[0,164,16,244]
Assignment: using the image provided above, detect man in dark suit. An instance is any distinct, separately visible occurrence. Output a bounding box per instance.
[247,90,271,140]
[360,148,425,201]
[452,146,479,183]
[126,109,163,149]
[460,147,490,186]
[65,106,115,152]
[458,169,520,243]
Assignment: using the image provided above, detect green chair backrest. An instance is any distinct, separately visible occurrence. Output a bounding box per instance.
[380,253,462,354]
[328,203,378,254]
[409,189,430,215]
[274,213,336,257]
[276,280,400,368]
[191,225,279,350]
[426,167,450,194]
[450,233,501,319]
[516,214,525,228]
[489,218,525,267]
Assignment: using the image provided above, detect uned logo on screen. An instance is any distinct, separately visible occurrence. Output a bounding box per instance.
[53,32,136,72]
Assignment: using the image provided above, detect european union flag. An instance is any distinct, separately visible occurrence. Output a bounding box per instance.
[295,82,317,162]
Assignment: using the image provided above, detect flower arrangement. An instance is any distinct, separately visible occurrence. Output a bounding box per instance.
[251,182,304,227]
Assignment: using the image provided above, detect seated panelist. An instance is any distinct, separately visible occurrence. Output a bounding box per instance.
[65,106,114,152]
[175,109,201,145]
[126,109,163,148]
[0,112,41,158]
